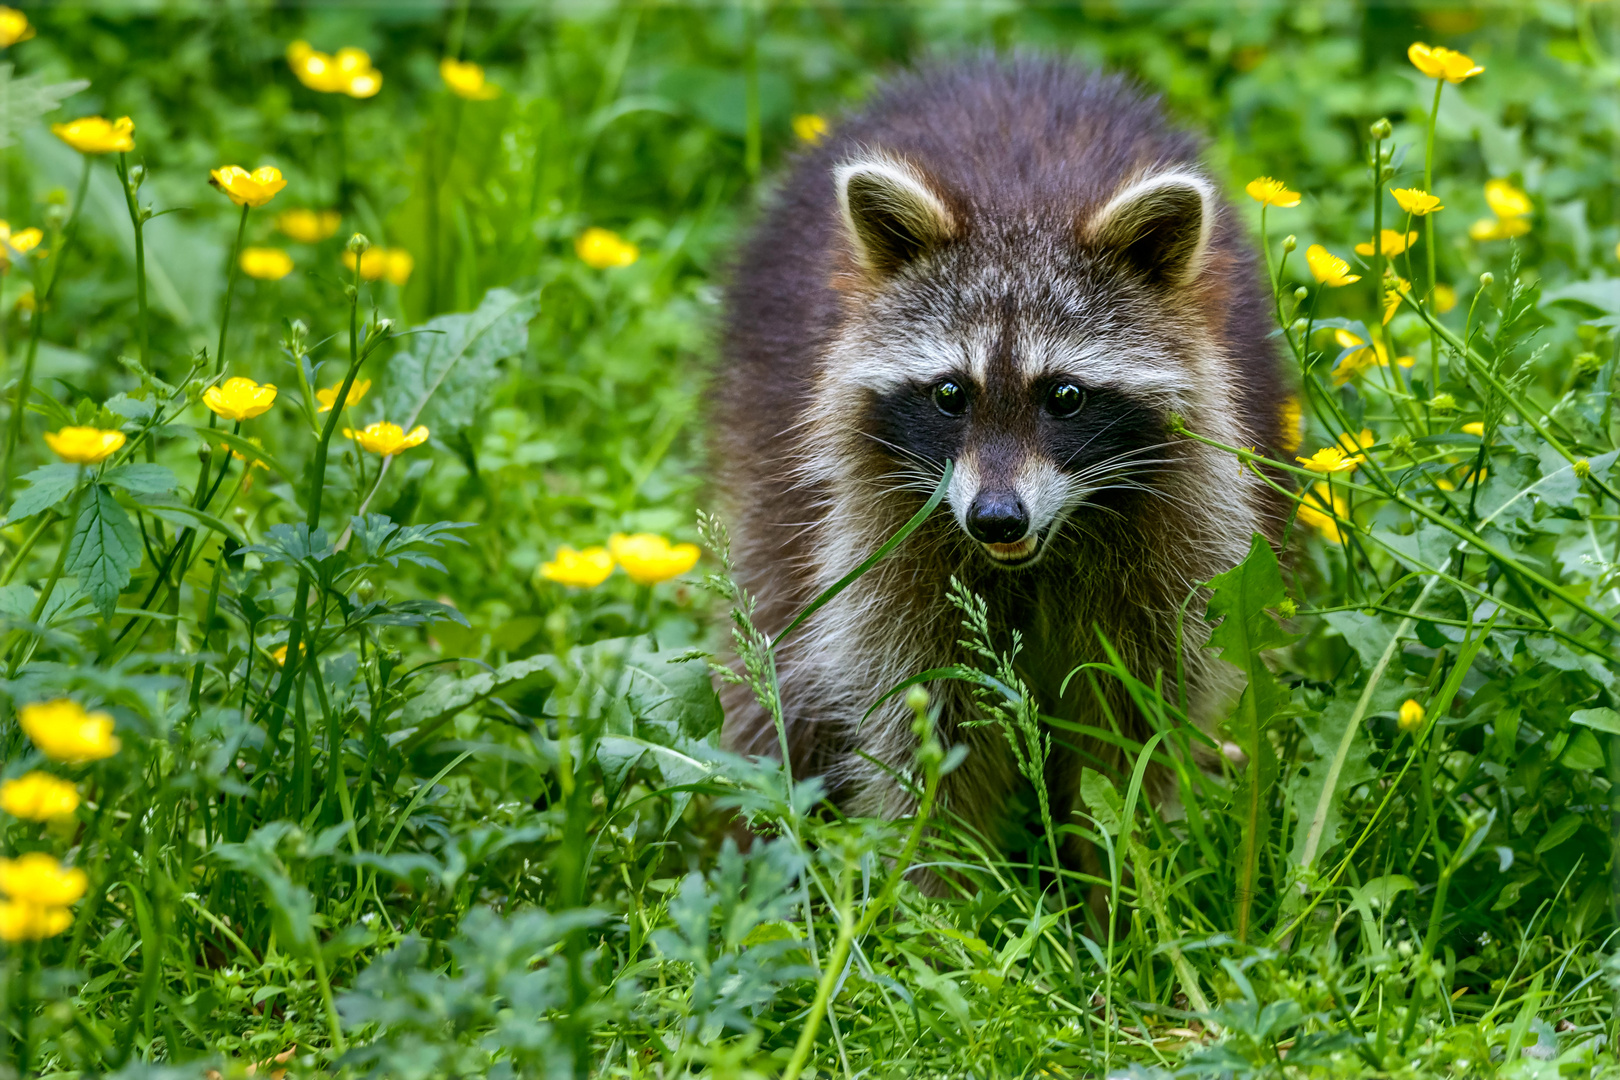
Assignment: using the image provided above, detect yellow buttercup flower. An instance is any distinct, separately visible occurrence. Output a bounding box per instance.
[440,57,499,100]
[345,421,430,456]
[1296,446,1362,473]
[0,221,42,256]
[576,227,639,269]
[0,850,84,942]
[276,208,342,243]
[1408,42,1483,84]
[1305,244,1360,287]
[609,533,701,586]
[0,7,35,46]
[288,41,382,98]
[1432,284,1457,313]
[1279,396,1303,453]
[1397,698,1426,732]
[1354,229,1418,257]
[0,853,87,908]
[1390,187,1443,216]
[210,166,286,209]
[1484,179,1531,219]
[51,115,134,154]
[1336,428,1376,454]
[1244,176,1301,209]
[342,247,413,284]
[792,114,828,144]
[1461,421,1485,437]
[1469,216,1530,242]
[316,377,371,413]
[1331,329,1414,384]
[17,699,120,764]
[239,247,294,281]
[43,426,125,465]
[0,900,73,941]
[0,772,79,822]
[204,376,278,421]
[0,220,42,274]
[539,545,615,588]
[1296,483,1348,544]
[383,248,413,284]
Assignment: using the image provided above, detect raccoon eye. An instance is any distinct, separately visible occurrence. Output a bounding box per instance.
[932,381,967,417]
[1047,383,1085,417]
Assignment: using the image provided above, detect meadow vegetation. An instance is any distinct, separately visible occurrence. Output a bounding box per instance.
[0,2,1617,1077]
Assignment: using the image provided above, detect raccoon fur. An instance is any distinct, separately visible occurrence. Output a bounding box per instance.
[710,56,1290,848]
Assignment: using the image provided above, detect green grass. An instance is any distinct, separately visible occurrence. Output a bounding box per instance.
[0,2,1618,1077]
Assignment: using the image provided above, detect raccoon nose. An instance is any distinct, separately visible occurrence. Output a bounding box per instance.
[966,492,1030,544]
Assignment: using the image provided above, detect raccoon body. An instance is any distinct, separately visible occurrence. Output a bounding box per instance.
[711,57,1290,843]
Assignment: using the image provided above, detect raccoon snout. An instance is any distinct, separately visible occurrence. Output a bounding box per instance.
[966,491,1030,544]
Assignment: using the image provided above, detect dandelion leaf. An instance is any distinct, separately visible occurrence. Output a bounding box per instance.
[1286,691,1391,867]
[65,484,142,618]
[383,287,538,436]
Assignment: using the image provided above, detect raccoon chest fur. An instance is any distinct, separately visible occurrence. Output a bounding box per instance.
[710,57,1290,841]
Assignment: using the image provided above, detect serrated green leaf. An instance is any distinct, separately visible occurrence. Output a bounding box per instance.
[66,485,142,618]
[382,287,538,436]
[102,463,177,496]
[0,63,88,150]
[7,464,82,523]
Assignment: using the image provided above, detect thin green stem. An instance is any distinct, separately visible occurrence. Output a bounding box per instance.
[1423,78,1444,403]
[2,155,91,504]
[6,472,86,675]
[215,203,250,376]
[116,152,150,373]
[0,510,55,585]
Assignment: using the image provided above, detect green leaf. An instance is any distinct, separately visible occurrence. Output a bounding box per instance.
[1079,768,1124,836]
[211,430,296,484]
[382,287,539,436]
[1571,707,1620,735]
[66,484,142,618]
[1287,693,1385,867]
[1534,813,1584,855]
[6,464,82,523]
[0,63,88,150]
[1558,727,1605,771]
[101,463,177,496]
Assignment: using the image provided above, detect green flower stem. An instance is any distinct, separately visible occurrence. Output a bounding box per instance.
[1423,78,1444,404]
[215,204,250,376]
[254,255,367,776]
[115,153,150,373]
[1181,425,1620,638]
[5,470,86,675]
[0,510,55,585]
[2,155,91,505]
[1401,290,1620,504]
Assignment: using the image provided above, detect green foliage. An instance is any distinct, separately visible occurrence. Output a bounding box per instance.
[0,3,1617,1079]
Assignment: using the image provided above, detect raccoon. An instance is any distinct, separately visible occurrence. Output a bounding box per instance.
[711,56,1290,847]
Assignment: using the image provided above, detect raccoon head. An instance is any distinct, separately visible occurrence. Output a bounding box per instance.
[827,154,1216,569]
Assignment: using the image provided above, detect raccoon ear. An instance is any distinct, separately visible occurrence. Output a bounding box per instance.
[1086,172,1213,289]
[835,157,958,278]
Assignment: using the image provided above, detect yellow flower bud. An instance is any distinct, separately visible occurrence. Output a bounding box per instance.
[1398,699,1425,732]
